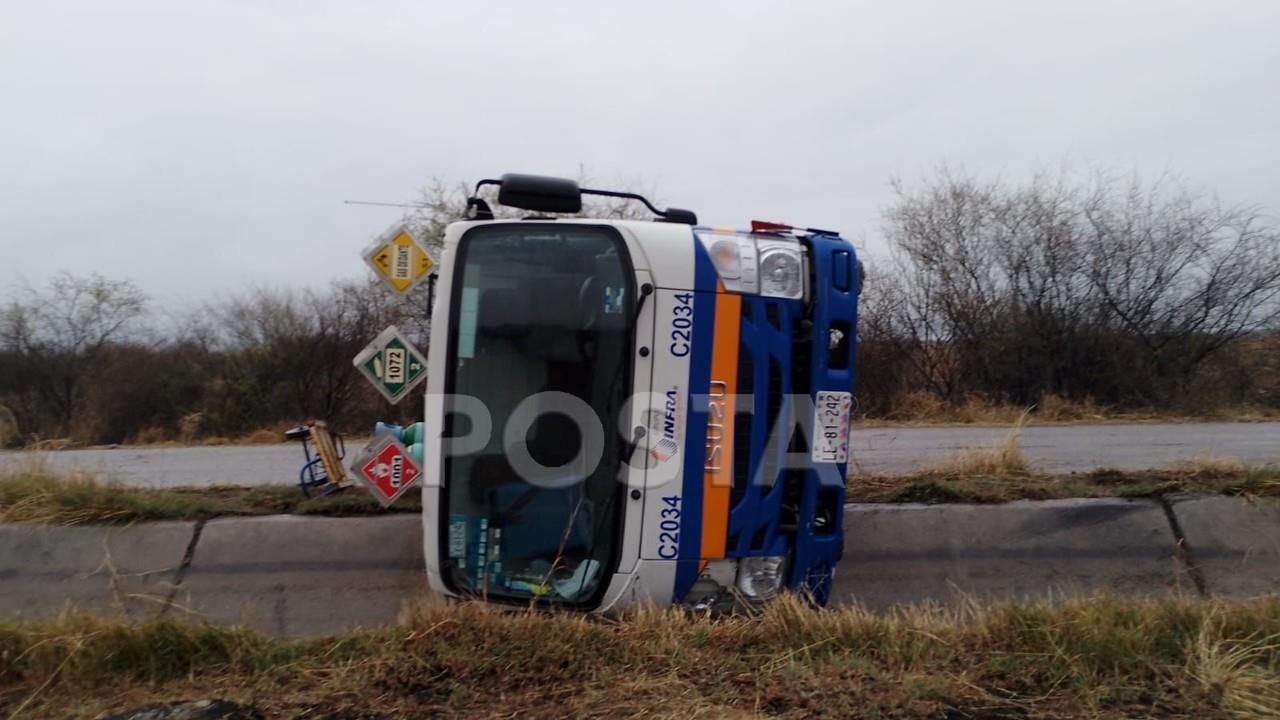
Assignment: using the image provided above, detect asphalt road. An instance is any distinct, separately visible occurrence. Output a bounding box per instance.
[853,421,1280,474]
[1,421,1276,488]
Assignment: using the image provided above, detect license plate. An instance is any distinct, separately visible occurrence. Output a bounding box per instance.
[811,391,852,463]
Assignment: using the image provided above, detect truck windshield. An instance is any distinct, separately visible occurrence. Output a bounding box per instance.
[441,224,634,605]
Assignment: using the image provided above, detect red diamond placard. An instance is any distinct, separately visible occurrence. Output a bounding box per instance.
[352,436,422,507]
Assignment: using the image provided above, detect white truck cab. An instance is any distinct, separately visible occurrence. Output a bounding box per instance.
[420,175,860,611]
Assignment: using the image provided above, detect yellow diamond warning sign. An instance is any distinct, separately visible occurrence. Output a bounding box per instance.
[363,223,435,294]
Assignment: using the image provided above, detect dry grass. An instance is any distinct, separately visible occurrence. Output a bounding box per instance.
[847,416,1280,504]
[129,426,169,445]
[921,412,1032,477]
[870,391,1034,426]
[1,595,1278,718]
[1188,617,1280,719]
[1235,468,1280,497]
[129,425,282,446]
[18,425,290,449]
[235,428,285,445]
[0,404,18,449]
[1035,392,1108,422]
[1173,453,1250,478]
[848,463,1280,505]
[860,393,1280,427]
[22,437,75,451]
[0,459,416,525]
[3,452,1276,525]
[849,428,1280,505]
[0,460,285,525]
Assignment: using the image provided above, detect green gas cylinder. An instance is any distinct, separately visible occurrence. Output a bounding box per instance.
[401,422,425,446]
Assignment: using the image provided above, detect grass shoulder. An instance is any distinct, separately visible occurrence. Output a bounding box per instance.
[849,426,1279,504]
[1,595,1278,718]
[3,452,1276,525]
[848,465,1280,504]
[0,461,419,525]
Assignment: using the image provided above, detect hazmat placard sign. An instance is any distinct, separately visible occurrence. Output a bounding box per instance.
[353,326,428,404]
[363,222,436,294]
[350,435,422,507]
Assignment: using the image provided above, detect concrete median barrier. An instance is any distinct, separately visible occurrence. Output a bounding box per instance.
[0,521,196,620]
[175,514,426,636]
[1169,495,1280,597]
[2,495,1274,636]
[832,498,1186,609]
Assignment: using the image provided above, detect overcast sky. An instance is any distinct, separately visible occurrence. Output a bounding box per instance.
[3,1,1278,306]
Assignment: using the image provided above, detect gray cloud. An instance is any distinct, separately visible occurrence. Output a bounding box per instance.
[2,0,1278,306]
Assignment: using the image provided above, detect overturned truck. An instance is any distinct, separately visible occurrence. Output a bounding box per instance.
[420,174,860,611]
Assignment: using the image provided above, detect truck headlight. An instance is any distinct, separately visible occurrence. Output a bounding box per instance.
[736,555,789,600]
[697,232,805,300]
[758,244,805,300]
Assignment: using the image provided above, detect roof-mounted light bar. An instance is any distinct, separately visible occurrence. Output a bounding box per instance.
[466,173,698,225]
[751,219,842,237]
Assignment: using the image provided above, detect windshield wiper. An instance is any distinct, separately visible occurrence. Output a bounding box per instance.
[568,281,652,592]
[615,282,653,462]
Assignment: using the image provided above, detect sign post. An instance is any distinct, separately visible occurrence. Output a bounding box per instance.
[362,222,436,294]
[352,326,428,404]
[350,434,422,507]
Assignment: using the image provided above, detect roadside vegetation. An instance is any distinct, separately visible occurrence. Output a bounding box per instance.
[3,449,1276,526]
[848,464,1280,505]
[849,421,1280,504]
[23,401,1280,450]
[1,595,1278,718]
[854,394,1280,428]
[0,461,416,525]
[125,426,288,447]
[857,166,1280,425]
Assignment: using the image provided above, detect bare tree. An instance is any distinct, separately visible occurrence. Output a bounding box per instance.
[880,164,1280,410]
[192,275,424,430]
[301,279,403,419]
[1083,175,1280,392]
[0,272,148,436]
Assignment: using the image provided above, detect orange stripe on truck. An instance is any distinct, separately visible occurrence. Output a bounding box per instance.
[701,285,740,560]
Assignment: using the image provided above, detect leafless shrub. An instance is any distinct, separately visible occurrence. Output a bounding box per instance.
[865,164,1280,415]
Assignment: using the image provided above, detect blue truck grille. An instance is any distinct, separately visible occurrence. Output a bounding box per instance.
[722,235,860,607]
[726,296,798,556]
